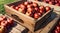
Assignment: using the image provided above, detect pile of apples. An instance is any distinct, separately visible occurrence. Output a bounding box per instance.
[52,21,60,33]
[43,0,60,6]
[0,16,13,33]
[10,1,51,19]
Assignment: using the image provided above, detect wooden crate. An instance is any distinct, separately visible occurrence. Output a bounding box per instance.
[0,14,32,33]
[4,0,53,32]
[5,15,32,33]
[35,12,60,33]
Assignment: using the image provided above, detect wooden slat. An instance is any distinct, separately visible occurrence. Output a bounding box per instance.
[35,14,60,33]
[14,24,25,31]
[10,28,21,33]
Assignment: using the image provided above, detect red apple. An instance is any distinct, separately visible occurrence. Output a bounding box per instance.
[49,1,53,5]
[0,26,4,33]
[26,12,31,16]
[27,8,33,12]
[55,3,60,6]
[55,0,58,4]
[45,6,51,12]
[18,8,23,12]
[59,1,60,3]
[55,30,59,33]
[2,16,6,19]
[20,4,25,9]
[38,13,42,17]
[1,20,8,27]
[33,2,38,7]
[39,6,44,11]
[34,13,40,19]
[18,8,26,14]
[27,5,32,8]
[56,26,60,32]
[7,18,13,24]
[34,7,39,11]
[24,2,28,6]
[15,6,19,10]
[39,10,44,14]
[0,16,4,22]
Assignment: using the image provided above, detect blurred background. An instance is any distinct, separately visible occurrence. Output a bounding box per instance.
[0,0,19,14]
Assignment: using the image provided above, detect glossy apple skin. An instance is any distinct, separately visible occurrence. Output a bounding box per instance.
[27,5,32,8]
[24,2,28,6]
[33,2,38,7]
[39,10,45,15]
[15,6,19,10]
[27,8,33,12]
[55,3,60,6]
[26,12,32,16]
[1,20,8,27]
[0,26,5,33]
[7,18,13,24]
[34,13,40,19]
[49,1,53,5]
[45,6,51,12]
[0,17,4,22]
[39,6,45,11]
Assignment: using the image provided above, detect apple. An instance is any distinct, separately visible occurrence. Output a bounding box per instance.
[39,10,44,14]
[45,6,51,12]
[1,20,8,27]
[38,13,42,17]
[59,1,60,3]
[18,8,26,14]
[7,18,13,24]
[27,8,33,12]
[0,26,4,33]
[34,13,40,19]
[20,4,25,9]
[55,3,60,6]
[0,16,4,22]
[18,8,23,12]
[49,1,53,5]
[24,2,28,6]
[55,0,58,4]
[55,30,59,33]
[2,16,6,20]
[27,5,32,8]
[33,2,38,7]
[34,7,39,11]
[15,6,19,10]
[56,26,60,32]
[26,12,31,16]
[39,6,44,11]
